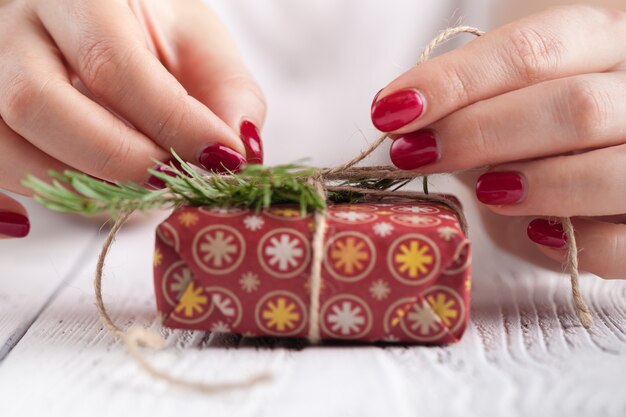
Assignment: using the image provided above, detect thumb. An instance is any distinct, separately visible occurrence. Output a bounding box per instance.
[0,193,30,239]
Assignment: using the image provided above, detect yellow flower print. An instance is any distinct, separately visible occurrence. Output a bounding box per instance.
[153,248,163,267]
[394,241,433,278]
[427,293,458,327]
[175,282,207,317]
[270,207,301,217]
[330,237,369,275]
[262,297,300,332]
[178,212,199,227]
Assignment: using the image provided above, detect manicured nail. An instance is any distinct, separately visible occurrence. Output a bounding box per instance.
[390,130,439,170]
[0,212,30,238]
[147,159,183,189]
[527,218,567,248]
[198,144,246,173]
[475,171,526,205]
[371,88,424,132]
[240,120,263,164]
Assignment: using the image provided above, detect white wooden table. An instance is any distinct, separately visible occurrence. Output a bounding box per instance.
[1,191,625,417]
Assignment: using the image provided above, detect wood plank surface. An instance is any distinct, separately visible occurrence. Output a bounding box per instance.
[0,199,623,417]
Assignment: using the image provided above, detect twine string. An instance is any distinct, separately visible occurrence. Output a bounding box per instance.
[92,25,591,395]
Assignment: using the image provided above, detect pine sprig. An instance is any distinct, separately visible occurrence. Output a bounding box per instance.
[22,154,327,216]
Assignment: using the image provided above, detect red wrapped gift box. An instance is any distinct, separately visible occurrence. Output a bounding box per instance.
[153,200,471,344]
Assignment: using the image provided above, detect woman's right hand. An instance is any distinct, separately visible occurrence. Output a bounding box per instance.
[0,0,266,238]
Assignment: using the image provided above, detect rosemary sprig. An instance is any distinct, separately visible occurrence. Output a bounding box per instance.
[22,153,326,216]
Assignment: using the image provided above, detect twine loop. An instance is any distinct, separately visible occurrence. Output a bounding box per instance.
[93,25,592,394]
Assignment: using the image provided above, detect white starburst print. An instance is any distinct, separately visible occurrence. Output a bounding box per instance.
[211,293,235,317]
[169,268,193,299]
[333,211,372,223]
[373,222,394,237]
[200,231,237,267]
[398,215,432,225]
[439,214,458,221]
[243,215,264,231]
[210,320,230,333]
[383,334,400,342]
[327,301,366,335]
[264,234,304,271]
[437,226,458,241]
[396,206,436,214]
[239,272,260,293]
[407,300,439,335]
[369,279,391,300]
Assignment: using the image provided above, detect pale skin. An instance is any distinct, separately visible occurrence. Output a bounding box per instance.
[0,1,623,280]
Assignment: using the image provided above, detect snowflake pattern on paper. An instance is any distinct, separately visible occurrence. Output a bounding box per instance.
[407,300,439,335]
[373,222,394,237]
[437,226,458,241]
[169,268,194,300]
[239,272,260,293]
[393,206,439,214]
[327,301,366,335]
[200,231,238,268]
[178,212,199,227]
[369,279,391,300]
[265,234,304,271]
[438,214,457,221]
[243,215,264,231]
[211,320,230,333]
[331,211,375,223]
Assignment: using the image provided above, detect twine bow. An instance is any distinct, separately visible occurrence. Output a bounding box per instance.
[93,26,592,394]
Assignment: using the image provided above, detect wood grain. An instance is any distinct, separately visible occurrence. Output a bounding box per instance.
[0,199,624,417]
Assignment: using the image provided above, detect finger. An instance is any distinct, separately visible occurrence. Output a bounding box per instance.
[0,118,69,195]
[372,5,626,133]
[389,73,626,171]
[34,0,246,171]
[0,22,169,183]
[473,144,626,217]
[527,217,626,279]
[0,193,29,239]
[167,1,266,163]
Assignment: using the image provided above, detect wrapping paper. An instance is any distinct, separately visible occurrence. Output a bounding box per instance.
[153,200,471,344]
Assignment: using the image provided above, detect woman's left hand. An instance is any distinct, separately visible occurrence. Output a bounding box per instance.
[371,5,626,279]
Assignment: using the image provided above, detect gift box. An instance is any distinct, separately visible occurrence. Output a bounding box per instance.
[153,199,471,344]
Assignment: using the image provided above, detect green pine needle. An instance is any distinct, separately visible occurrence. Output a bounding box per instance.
[22,152,327,216]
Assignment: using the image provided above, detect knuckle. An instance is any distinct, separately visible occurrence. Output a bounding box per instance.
[506,26,562,83]
[2,72,47,130]
[440,62,476,105]
[596,228,626,279]
[153,92,189,148]
[564,79,611,140]
[94,133,134,178]
[77,37,127,96]
[221,73,267,108]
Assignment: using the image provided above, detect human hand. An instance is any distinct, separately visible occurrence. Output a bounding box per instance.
[0,0,265,238]
[371,5,626,278]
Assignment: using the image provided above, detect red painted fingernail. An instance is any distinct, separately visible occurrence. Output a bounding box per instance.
[240,120,263,164]
[0,212,30,238]
[390,129,439,170]
[527,218,567,248]
[476,171,526,205]
[371,89,424,132]
[199,144,246,173]
[147,159,184,189]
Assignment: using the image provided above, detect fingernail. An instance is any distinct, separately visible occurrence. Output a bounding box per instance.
[476,171,526,205]
[198,144,246,173]
[147,159,184,189]
[527,218,567,248]
[390,129,439,170]
[371,88,424,132]
[0,212,30,238]
[240,120,263,164]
